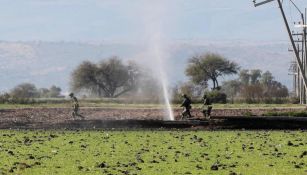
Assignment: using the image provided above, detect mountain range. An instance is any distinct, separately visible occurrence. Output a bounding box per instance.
[0,40,294,93]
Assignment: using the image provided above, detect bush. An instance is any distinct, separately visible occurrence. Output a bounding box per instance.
[229,97,291,104]
[204,90,227,104]
[289,97,300,104]
[0,93,10,103]
[0,93,49,104]
[7,97,37,104]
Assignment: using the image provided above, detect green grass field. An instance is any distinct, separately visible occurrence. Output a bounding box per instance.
[0,130,306,175]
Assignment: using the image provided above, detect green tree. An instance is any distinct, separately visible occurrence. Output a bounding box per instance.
[48,85,62,97]
[260,71,288,98]
[260,71,274,86]
[38,88,50,98]
[10,83,38,98]
[250,69,262,85]
[265,81,288,98]
[221,80,241,103]
[0,93,10,103]
[240,84,264,103]
[239,69,250,85]
[237,70,288,102]
[71,57,138,98]
[186,53,239,89]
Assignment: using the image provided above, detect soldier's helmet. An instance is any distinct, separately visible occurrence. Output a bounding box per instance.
[203,94,207,99]
[69,93,74,97]
[182,94,187,98]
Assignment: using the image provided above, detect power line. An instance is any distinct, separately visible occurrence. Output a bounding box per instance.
[289,0,302,14]
[253,0,307,104]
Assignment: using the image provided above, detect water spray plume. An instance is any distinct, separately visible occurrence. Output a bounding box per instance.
[138,1,174,120]
[152,41,174,121]
[161,76,175,121]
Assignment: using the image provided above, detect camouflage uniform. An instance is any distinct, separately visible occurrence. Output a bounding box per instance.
[69,93,84,120]
[202,95,212,119]
[181,94,192,120]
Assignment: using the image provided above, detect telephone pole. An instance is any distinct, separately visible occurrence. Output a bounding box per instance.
[254,0,307,104]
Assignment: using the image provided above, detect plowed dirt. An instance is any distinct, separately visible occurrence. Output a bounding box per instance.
[0,107,304,124]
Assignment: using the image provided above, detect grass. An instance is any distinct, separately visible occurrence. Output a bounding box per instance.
[0,102,305,110]
[193,103,306,109]
[0,130,306,175]
[0,103,170,110]
[263,111,307,117]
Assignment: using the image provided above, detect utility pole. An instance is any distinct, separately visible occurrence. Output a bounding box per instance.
[288,60,297,95]
[254,0,307,104]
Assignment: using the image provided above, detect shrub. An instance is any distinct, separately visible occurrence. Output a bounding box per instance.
[204,90,227,104]
[289,97,300,104]
[0,93,10,103]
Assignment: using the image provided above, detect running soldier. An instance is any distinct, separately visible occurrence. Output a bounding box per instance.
[69,93,84,120]
[180,94,192,120]
[202,94,212,119]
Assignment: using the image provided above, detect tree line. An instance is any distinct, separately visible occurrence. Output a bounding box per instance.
[175,53,289,103]
[1,52,291,104]
[222,69,288,103]
[70,52,290,103]
[0,83,62,103]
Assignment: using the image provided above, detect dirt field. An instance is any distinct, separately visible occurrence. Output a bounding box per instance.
[0,107,305,124]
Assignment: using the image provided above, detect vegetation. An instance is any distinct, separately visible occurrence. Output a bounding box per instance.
[8,83,62,99]
[263,111,307,117]
[172,82,205,101]
[0,130,306,175]
[10,83,38,99]
[39,85,62,98]
[185,53,239,89]
[203,90,227,104]
[0,99,305,110]
[0,84,62,104]
[0,53,292,105]
[70,57,139,98]
[221,69,289,103]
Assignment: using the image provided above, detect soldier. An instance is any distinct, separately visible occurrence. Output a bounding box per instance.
[202,94,212,119]
[69,93,84,120]
[180,94,192,120]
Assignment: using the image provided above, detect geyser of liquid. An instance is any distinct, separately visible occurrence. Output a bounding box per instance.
[139,1,174,120]
[154,45,174,121]
[160,74,175,121]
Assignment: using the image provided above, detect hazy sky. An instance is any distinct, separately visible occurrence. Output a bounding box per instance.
[0,0,306,42]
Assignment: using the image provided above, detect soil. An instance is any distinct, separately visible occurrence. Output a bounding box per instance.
[0,107,305,124]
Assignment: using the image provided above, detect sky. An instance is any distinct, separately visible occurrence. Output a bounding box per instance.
[0,0,306,42]
[0,0,307,92]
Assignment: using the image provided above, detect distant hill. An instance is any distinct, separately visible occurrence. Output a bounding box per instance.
[0,40,293,93]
